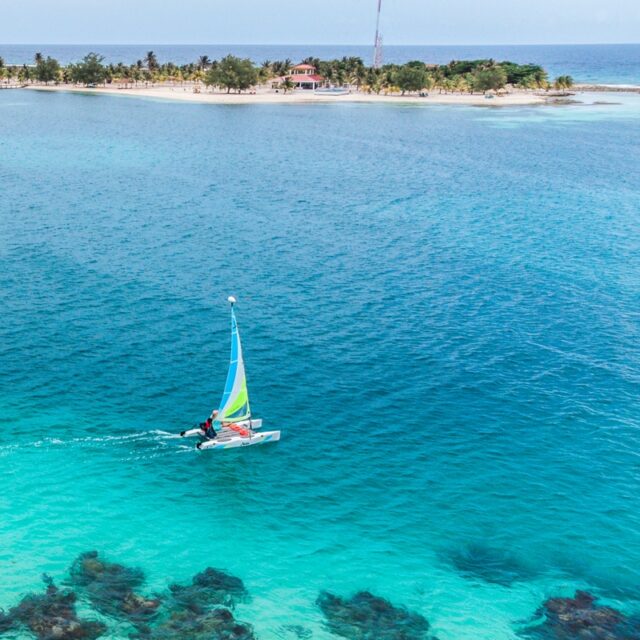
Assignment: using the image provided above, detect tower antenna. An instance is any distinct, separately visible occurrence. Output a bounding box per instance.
[373,0,383,69]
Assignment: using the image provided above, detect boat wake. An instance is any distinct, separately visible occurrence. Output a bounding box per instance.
[0,429,195,459]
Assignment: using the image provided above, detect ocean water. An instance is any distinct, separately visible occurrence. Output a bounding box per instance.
[1,89,640,640]
[1,43,640,85]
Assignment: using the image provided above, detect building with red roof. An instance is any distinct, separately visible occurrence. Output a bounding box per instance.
[286,63,324,90]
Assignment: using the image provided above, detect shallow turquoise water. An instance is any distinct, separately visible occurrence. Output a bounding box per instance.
[1,90,640,639]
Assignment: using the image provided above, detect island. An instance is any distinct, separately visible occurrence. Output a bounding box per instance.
[0,51,580,106]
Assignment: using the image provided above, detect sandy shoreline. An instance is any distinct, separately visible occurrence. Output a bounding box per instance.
[7,82,637,107]
[22,83,551,107]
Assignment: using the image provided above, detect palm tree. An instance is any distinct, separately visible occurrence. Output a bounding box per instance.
[553,75,574,93]
[270,59,290,76]
[145,51,158,71]
[433,68,445,93]
[34,52,43,65]
[302,56,321,70]
[518,75,531,90]
[533,68,548,88]
[452,75,467,93]
[198,55,211,71]
[280,77,295,93]
[130,66,142,86]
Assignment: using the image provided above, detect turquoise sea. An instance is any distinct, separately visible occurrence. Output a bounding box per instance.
[2,88,640,639]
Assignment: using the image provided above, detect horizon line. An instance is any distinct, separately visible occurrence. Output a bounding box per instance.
[2,41,640,47]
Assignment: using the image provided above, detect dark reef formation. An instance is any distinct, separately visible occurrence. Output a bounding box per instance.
[169,567,248,612]
[521,590,640,640]
[447,543,537,586]
[317,590,436,640]
[0,574,106,640]
[69,551,161,626]
[133,606,256,640]
[0,556,261,640]
[134,566,254,640]
[0,556,256,640]
[13,552,640,640]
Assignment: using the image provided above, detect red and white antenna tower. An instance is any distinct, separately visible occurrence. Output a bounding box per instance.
[373,0,383,69]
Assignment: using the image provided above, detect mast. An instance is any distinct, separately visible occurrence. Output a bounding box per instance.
[373,0,383,69]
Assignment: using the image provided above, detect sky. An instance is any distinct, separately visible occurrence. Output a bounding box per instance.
[1,0,639,45]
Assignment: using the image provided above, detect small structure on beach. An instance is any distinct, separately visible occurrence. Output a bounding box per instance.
[286,63,324,90]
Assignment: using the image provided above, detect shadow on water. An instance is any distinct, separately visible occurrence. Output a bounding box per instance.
[444,542,539,586]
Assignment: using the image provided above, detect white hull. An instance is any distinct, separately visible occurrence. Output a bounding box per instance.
[197,429,280,451]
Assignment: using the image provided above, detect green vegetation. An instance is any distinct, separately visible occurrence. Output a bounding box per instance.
[394,64,428,95]
[279,76,295,93]
[469,66,508,92]
[554,75,575,91]
[69,53,107,86]
[204,55,258,93]
[34,53,61,84]
[0,51,557,95]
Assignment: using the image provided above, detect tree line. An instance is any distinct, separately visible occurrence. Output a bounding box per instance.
[0,51,573,94]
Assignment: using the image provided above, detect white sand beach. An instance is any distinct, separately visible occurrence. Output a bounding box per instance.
[25,83,553,107]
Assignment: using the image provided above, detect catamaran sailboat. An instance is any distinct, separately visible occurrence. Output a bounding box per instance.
[180,296,280,451]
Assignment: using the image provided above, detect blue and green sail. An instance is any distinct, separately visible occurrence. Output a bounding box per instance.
[214,302,251,425]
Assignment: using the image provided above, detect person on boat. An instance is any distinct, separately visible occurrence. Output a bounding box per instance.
[200,414,218,440]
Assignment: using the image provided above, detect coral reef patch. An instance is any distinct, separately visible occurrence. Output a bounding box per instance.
[317,590,437,640]
[520,590,640,639]
[0,556,258,640]
[69,551,161,626]
[168,567,248,612]
[133,606,256,640]
[0,574,106,640]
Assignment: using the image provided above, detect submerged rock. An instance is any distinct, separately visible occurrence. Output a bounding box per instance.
[129,566,253,640]
[0,575,106,640]
[521,590,640,639]
[317,590,436,640]
[69,551,160,625]
[133,607,256,640]
[168,568,248,611]
[0,610,14,634]
[448,543,537,586]
[69,551,145,590]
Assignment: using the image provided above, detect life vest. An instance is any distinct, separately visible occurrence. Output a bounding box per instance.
[228,424,249,437]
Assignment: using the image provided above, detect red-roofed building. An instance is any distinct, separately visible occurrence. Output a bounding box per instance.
[287,63,324,90]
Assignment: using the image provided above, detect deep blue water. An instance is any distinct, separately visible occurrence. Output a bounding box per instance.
[1,90,640,640]
[2,43,640,84]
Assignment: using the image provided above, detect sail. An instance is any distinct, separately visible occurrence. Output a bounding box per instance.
[214,303,251,424]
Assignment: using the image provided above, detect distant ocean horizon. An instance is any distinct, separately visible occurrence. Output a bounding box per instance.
[2,43,640,84]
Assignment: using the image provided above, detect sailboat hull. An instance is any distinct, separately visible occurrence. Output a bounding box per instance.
[197,430,281,451]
